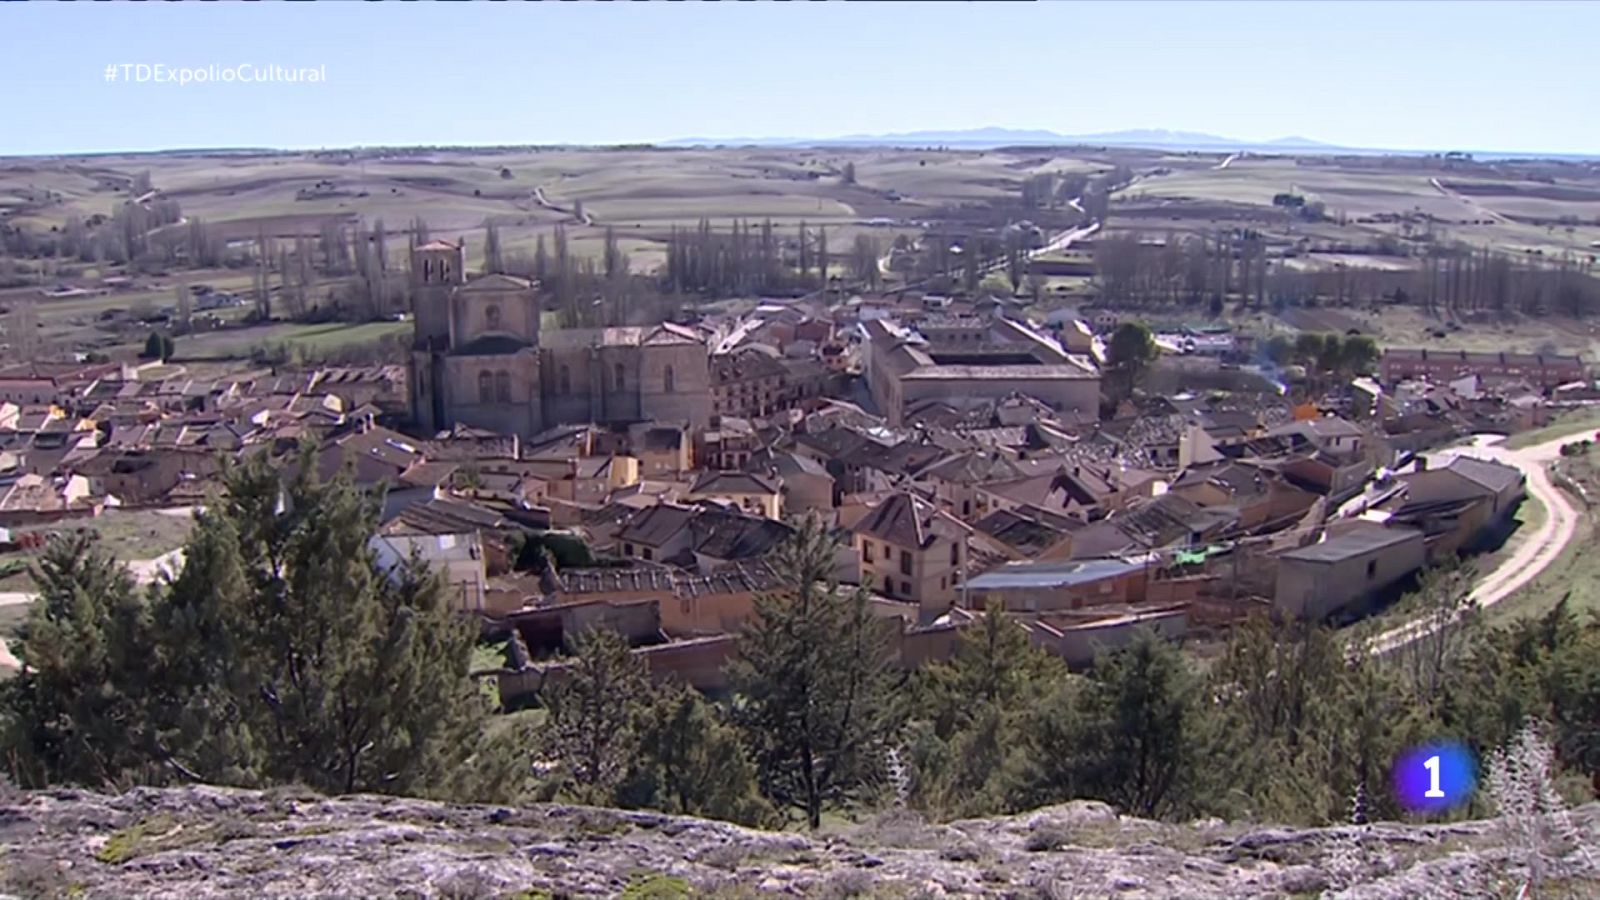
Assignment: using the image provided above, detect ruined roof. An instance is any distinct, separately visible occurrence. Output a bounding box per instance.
[973,506,1083,557]
[557,566,676,596]
[674,561,786,598]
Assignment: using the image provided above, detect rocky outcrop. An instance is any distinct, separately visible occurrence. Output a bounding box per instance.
[0,785,1593,898]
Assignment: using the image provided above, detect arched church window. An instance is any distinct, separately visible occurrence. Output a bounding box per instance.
[495,370,512,403]
[478,370,493,403]
[485,303,501,331]
[663,365,675,394]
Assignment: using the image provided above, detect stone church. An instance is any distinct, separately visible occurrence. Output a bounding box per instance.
[409,239,713,438]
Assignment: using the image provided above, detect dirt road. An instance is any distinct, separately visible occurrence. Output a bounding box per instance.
[1369,432,1582,655]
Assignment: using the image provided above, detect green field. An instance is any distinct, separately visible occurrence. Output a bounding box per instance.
[175,320,410,361]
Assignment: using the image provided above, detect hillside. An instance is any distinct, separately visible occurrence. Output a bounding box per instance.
[0,786,1593,899]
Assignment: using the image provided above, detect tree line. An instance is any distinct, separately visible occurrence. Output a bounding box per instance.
[1092,228,1600,317]
[661,218,843,299]
[3,457,1595,832]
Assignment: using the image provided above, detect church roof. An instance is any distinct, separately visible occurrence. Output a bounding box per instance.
[458,273,534,292]
[541,323,706,350]
[416,240,460,251]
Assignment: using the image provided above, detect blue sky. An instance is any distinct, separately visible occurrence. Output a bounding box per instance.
[2,1,1593,156]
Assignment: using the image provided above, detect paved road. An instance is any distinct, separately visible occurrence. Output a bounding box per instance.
[1215,153,1240,171]
[1368,432,1583,655]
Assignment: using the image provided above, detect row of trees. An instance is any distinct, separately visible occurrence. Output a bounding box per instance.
[6,454,1595,831]
[1093,227,1600,316]
[661,219,834,298]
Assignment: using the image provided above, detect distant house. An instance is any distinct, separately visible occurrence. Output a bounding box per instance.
[963,556,1150,613]
[370,532,488,613]
[685,470,783,519]
[851,491,971,618]
[633,425,692,477]
[1380,348,1584,390]
[749,449,834,515]
[1025,604,1189,668]
[1274,522,1426,620]
[1385,455,1527,558]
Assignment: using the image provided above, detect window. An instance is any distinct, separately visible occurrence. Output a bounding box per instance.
[485,303,501,331]
[477,370,493,403]
[940,576,947,591]
[1366,559,1377,579]
[863,541,874,563]
[900,550,912,576]
[558,365,571,394]
[422,258,433,280]
[664,365,675,394]
[902,580,913,596]
[643,547,654,561]
[614,363,626,392]
[624,543,635,556]
[950,541,960,565]
[494,370,512,403]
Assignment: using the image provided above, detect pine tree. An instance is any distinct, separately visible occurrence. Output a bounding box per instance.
[621,683,772,827]
[533,234,548,283]
[1,533,153,788]
[1,449,513,800]
[728,518,903,828]
[816,226,828,287]
[537,627,651,805]
[484,220,503,274]
[1019,631,1199,819]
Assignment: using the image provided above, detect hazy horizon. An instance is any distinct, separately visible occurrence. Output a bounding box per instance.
[3,0,1595,157]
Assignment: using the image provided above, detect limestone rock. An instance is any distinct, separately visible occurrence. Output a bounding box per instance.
[0,786,1592,899]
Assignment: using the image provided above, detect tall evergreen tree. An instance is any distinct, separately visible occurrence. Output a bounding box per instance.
[537,627,651,806]
[1,449,513,801]
[621,683,772,827]
[1,534,151,788]
[728,518,903,828]
[484,219,504,274]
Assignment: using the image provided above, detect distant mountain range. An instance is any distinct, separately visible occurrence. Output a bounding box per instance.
[664,127,1344,152]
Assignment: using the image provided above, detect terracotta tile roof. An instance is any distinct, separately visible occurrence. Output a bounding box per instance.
[854,492,970,549]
